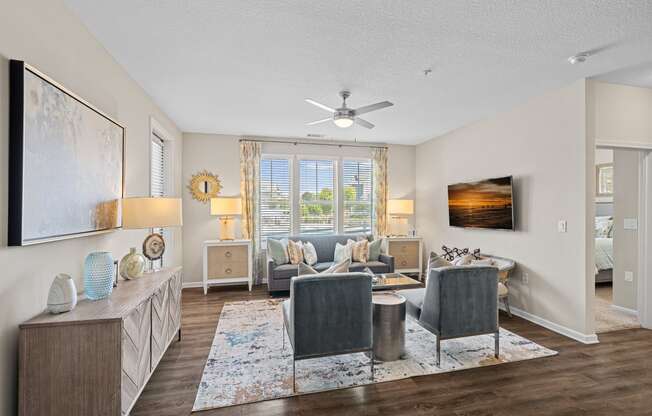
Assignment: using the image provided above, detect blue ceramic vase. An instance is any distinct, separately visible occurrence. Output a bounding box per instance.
[84,252,115,300]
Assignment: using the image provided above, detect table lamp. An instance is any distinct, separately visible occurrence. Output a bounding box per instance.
[122,197,183,271]
[211,196,242,240]
[388,199,414,236]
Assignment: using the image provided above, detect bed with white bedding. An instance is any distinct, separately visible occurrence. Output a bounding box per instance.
[595,214,614,283]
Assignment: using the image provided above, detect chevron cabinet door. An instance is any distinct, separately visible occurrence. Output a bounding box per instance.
[121,298,152,415]
[167,272,183,343]
[151,281,170,369]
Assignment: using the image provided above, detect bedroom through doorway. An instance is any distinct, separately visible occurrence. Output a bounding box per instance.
[594,147,641,333]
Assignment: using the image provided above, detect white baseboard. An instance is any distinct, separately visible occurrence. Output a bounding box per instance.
[503,305,599,344]
[610,304,638,317]
[182,281,203,289]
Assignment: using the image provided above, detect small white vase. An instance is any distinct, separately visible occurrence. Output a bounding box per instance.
[47,274,78,314]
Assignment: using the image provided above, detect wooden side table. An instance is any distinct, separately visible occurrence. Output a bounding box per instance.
[203,239,253,294]
[386,236,423,279]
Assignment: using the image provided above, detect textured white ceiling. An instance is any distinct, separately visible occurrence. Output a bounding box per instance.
[593,61,652,88]
[64,0,652,144]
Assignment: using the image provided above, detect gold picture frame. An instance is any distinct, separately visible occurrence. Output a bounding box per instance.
[188,170,222,203]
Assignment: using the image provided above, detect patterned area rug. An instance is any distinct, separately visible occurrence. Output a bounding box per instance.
[192,299,557,412]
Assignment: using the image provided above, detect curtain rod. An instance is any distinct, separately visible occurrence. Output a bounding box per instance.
[239,138,388,150]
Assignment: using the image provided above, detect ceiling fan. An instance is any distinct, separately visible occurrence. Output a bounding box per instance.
[305,90,393,129]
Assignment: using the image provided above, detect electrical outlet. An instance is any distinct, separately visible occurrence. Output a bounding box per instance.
[522,272,529,284]
[625,271,634,282]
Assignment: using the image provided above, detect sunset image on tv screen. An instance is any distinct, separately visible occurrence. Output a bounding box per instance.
[448,176,513,230]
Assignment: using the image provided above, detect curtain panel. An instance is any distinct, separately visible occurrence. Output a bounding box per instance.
[372,147,389,237]
[240,140,262,283]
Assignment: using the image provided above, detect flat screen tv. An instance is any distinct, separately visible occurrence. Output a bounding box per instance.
[8,60,125,246]
[448,176,514,230]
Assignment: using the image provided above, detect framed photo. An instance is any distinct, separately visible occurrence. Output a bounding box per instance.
[9,60,125,246]
[596,163,614,197]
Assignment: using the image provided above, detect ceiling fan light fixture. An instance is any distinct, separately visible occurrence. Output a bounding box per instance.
[333,115,354,128]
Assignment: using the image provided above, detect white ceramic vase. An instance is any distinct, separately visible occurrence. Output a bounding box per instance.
[47,274,78,314]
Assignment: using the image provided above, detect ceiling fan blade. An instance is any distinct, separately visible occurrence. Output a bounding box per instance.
[305,98,335,113]
[353,101,393,116]
[306,117,332,126]
[354,117,375,129]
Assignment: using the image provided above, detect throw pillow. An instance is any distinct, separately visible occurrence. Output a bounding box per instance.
[324,258,351,274]
[302,241,318,266]
[297,262,318,276]
[297,258,351,275]
[348,239,369,263]
[334,241,353,263]
[452,254,474,266]
[426,252,452,288]
[470,258,496,267]
[267,238,289,264]
[367,238,384,261]
[287,240,304,265]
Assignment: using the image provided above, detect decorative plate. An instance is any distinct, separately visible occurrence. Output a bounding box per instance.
[143,233,166,261]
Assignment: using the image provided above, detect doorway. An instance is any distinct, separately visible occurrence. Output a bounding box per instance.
[593,147,642,333]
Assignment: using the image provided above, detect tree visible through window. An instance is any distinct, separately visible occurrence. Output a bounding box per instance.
[299,159,335,234]
[343,159,373,233]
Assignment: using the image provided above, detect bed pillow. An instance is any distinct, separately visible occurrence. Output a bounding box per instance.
[267,238,289,265]
[302,241,318,266]
[595,216,613,238]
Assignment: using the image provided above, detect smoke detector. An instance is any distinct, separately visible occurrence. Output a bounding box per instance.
[568,53,589,65]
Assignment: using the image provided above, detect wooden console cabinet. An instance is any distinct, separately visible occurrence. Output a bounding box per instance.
[19,267,182,416]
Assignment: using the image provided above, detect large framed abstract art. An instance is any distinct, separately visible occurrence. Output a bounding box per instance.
[8,60,125,246]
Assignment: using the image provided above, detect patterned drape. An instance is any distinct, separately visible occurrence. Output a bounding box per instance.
[372,147,389,237]
[240,140,262,282]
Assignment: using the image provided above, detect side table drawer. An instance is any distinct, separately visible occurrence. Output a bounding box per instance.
[207,258,249,278]
[207,245,249,262]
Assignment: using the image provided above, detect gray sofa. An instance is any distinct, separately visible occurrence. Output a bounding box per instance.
[282,272,374,390]
[398,265,499,366]
[267,234,394,293]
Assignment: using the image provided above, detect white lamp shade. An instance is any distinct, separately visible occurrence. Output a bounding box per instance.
[122,197,183,229]
[388,199,414,215]
[211,197,242,216]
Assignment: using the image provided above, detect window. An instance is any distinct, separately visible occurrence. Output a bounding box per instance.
[150,133,167,267]
[258,154,373,238]
[260,158,291,240]
[299,159,336,234]
[342,159,373,233]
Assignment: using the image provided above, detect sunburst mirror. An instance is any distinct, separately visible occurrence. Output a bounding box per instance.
[188,170,222,203]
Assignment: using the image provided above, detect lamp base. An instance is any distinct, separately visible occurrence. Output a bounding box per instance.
[389,216,409,237]
[219,217,235,240]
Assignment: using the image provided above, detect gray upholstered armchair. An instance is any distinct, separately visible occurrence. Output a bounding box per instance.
[398,266,499,366]
[282,273,374,390]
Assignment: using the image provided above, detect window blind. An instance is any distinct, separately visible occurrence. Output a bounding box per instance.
[342,159,373,234]
[150,134,166,268]
[299,159,335,234]
[260,158,291,240]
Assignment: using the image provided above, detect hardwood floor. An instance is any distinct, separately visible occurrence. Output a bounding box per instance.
[132,286,652,416]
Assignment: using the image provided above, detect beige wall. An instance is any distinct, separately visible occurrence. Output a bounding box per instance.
[181,134,416,283]
[0,1,182,414]
[416,80,594,338]
[588,81,652,148]
[612,149,640,310]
